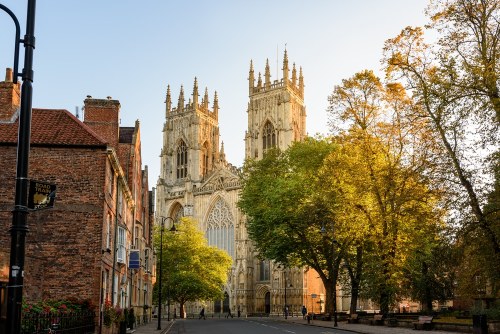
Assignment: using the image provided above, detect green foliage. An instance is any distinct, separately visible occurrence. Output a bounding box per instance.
[471,301,500,320]
[403,238,457,310]
[154,218,232,308]
[22,298,95,314]
[239,138,337,267]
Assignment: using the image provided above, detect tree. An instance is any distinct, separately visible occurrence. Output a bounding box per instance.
[239,138,345,317]
[327,70,446,314]
[427,0,500,122]
[383,0,500,286]
[154,218,232,318]
[403,234,457,311]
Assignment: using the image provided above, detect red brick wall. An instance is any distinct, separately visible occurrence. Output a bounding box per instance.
[83,98,120,149]
[0,145,108,305]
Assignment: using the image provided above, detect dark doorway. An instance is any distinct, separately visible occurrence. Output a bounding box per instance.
[214,299,221,313]
[223,292,230,313]
[265,292,270,314]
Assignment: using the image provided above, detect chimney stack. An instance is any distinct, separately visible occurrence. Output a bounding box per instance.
[83,97,121,148]
[0,68,21,122]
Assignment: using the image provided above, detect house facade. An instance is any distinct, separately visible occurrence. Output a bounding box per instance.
[0,69,154,332]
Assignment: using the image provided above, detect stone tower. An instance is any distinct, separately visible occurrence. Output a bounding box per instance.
[245,49,306,159]
[156,78,228,220]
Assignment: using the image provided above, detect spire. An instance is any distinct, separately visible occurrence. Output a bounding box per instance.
[282,49,289,84]
[203,87,209,110]
[265,58,271,89]
[178,85,185,112]
[220,141,226,162]
[257,72,262,89]
[213,91,219,119]
[292,63,297,87]
[249,59,255,94]
[192,77,199,107]
[165,85,172,115]
[299,67,304,95]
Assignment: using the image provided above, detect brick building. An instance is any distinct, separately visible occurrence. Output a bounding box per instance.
[0,69,154,331]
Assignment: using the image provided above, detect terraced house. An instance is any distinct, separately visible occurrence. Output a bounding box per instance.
[0,68,154,332]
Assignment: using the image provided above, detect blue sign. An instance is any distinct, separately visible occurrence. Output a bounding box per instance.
[129,250,140,269]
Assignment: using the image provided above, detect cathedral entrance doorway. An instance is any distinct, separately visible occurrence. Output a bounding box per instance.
[223,292,230,313]
[265,292,270,314]
[214,300,221,313]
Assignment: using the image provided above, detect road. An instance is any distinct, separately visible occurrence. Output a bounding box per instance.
[168,318,353,334]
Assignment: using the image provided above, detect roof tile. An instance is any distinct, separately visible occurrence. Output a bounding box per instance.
[0,108,107,147]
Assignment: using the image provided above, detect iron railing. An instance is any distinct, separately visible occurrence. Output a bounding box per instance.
[21,311,96,334]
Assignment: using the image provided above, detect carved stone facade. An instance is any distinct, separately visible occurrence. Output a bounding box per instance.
[156,51,325,317]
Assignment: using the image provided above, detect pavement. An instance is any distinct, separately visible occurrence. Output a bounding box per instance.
[131,316,467,334]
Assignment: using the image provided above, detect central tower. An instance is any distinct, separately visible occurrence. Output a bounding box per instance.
[245,50,306,160]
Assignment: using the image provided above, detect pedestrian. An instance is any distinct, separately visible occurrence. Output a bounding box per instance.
[199,307,206,320]
[237,306,241,318]
[225,308,233,318]
[301,305,307,319]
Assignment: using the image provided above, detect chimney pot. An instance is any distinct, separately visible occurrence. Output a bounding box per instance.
[5,68,13,82]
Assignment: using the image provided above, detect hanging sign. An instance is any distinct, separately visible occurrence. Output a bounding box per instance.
[28,180,56,210]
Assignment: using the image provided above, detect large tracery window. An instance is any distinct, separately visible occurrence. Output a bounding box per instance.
[262,121,276,151]
[206,198,235,259]
[176,140,188,179]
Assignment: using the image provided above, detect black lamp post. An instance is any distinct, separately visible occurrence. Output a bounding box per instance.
[320,224,338,327]
[0,2,36,334]
[157,216,175,330]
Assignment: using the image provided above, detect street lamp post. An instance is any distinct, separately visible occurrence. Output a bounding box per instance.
[157,216,175,330]
[320,224,339,327]
[0,2,37,334]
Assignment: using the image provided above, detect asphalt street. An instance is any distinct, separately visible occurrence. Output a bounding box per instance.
[167,318,357,334]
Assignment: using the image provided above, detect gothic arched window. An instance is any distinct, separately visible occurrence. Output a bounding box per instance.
[176,140,188,179]
[262,121,276,151]
[259,260,270,281]
[201,142,209,177]
[206,198,235,259]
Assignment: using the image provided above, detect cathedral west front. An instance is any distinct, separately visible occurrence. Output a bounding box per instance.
[155,51,328,317]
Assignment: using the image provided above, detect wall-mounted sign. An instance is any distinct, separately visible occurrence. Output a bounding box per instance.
[28,180,56,210]
[129,250,140,269]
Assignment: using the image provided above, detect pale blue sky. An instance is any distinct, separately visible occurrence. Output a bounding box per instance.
[0,1,430,186]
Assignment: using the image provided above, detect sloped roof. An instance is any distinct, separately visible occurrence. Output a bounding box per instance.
[0,108,107,147]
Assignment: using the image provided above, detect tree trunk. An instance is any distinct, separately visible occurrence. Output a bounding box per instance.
[422,261,433,312]
[349,245,363,314]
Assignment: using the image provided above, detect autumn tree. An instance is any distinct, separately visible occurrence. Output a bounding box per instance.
[383,0,500,290]
[327,70,446,314]
[154,218,232,318]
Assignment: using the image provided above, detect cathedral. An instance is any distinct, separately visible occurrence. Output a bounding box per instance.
[155,51,327,317]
